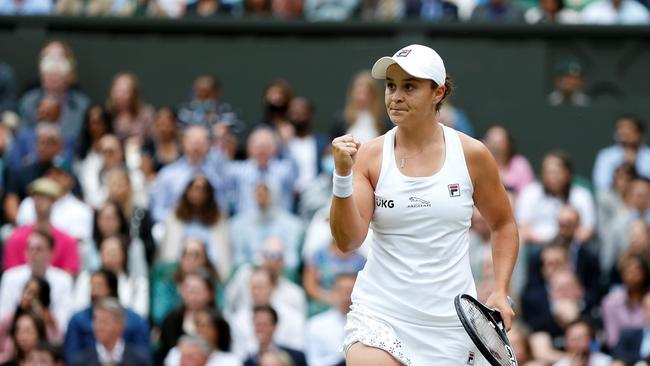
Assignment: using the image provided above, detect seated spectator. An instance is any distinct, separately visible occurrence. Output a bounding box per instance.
[303,236,365,314]
[63,269,149,364]
[483,125,534,198]
[226,127,297,215]
[73,236,149,318]
[508,322,546,366]
[437,103,475,137]
[305,273,355,366]
[581,0,650,24]
[150,125,228,223]
[17,41,89,138]
[225,238,306,319]
[525,0,580,23]
[516,150,595,245]
[172,335,213,366]
[258,349,296,366]
[256,80,293,133]
[243,0,271,16]
[70,298,152,366]
[106,72,154,146]
[546,60,590,106]
[141,107,180,181]
[613,291,650,365]
[331,71,385,143]
[160,174,231,280]
[297,147,334,222]
[470,0,526,22]
[553,319,612,366]
[73,105,113,181]
[164,308,241,366]
[0,313,47,366]
[593,116,650,191]
[24,341,63,366]
[597,162,637,248]
[0,62,15,113]
[16,161,93,243]
[177,75,239,131]
[150,237,219,326]
[79,134,126,208]
[602,255,650,349]
[0,229,73,336]
[404,0,459,20]
[0,278,60,363]
[156,269,218,364]
[230,269,305,358]
[270,0,304,18]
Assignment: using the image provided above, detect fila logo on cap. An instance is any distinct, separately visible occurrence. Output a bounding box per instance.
[448,184,461,197]
[396,49,411,57]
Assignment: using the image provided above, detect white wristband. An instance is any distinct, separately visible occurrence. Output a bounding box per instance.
[333,171,353,198]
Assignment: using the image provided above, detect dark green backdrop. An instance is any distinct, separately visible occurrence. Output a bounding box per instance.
[2,17,650,178]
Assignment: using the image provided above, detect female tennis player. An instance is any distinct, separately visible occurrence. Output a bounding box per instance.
[330,44,519,365]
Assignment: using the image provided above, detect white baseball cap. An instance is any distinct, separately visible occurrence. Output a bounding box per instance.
[371,44,446,86]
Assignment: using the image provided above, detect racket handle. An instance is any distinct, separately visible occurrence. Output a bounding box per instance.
[507,296,515,309]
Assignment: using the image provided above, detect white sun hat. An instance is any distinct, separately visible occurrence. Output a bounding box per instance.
[371,44,446,86]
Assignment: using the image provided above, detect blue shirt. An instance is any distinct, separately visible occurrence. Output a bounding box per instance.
[0,0,52,14]
[592,144,650,191]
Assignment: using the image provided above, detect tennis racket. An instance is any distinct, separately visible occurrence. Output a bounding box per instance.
[454,294,518,366]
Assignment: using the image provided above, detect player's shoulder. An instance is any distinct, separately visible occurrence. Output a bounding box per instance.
[456,130,491,162]
[357,134,385,156]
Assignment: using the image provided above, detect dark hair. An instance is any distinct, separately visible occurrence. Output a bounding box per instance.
[432,76,454,112]
[10,312,47,361]
[99,235,130,274]
[31,228,54,250]
[32,341,63,363]
[484,124,517,162]
[197,307,232,352]
[542,150,574,202]
[617,115,646,135]
[175,238,219,284]
[253,304,278,325]
[175,175,220,225]
[92,268,120,298]
[26,276,51,308]
[93,201,130,251]
[76,105,113,160]
[619,255,650,290]
[565,318,595,339]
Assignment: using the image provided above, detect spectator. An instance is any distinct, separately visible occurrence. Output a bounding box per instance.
[597,162,637,248]
[437,103,475,137]
[226,127,297,215]
[16,161,93,243]
[257,80,293,130]
[79,134,126,208]
[259,349,296,366]
[305,273,355,366]
[613,291,650,365]
[404,0,459,20]
[229,182,303,272]
[332,71,385,143]
[3,178,79,274]
[602,255,650,348]
[230,269,305,358]
[164,308,241,366]
[296,147,334,222]
[73,235,150,318]
[0,278,60,363]
[141,107,180,180]
[174,335,212,366]
[270,0,303,17]
[516,150,595,245]
[1,313,47,366]
[0,0,52,18]
[157,270,218,364]
[581,0,650,24]
[24,341,63,366]
[149,125,227,223]
[593,116,650,192]
[106,72,155,146]
[0,62,15,113]
[470,0,525,22]
[150,237,219,326]
[3,124,67,224]
[70,298,152,366]
[553,319,612,366]
[73,105,113,182]
[0,229,73,335]
[286,96,329,195]
[304,0,357,18]
[242,305,306,366]
[525,0,581,23]
[483,125,534,197]
[160,174,231,280]
[547,60,590,107]
[243,0,271,15]
[225,238,306,319]
[508,322,546,366]
[18,41,89,139]
[63,269,149,364]
[177,75,239,131]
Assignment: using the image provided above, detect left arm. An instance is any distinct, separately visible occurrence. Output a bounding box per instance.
[463,136,519,329]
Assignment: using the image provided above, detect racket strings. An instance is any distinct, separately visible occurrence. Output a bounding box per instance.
[461,299,511,365]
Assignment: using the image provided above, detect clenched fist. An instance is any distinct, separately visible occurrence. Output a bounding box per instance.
[332,134,361,176]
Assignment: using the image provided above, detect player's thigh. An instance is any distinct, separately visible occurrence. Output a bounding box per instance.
[346,342,403,366]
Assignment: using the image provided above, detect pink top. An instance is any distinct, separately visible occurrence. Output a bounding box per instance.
[2,225,79,274]
[601,287,645,348]
[502,154,534,195]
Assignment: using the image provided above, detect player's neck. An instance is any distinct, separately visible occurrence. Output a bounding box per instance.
[396,121,442,151]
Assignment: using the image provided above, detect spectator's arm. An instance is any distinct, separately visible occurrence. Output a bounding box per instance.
[3,192,19,224]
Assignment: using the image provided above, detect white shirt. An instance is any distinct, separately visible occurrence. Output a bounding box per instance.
[164,347,242,366]
[0,265,73,332]
[581,0,650,24]
[96,339,125,364]
[516,182,595,242]
[346,111,380,143]
[553,352,612,366]
[288,135,318,193]
[73,270,150,317]
[305,308,346,366]
[17,193,94,242]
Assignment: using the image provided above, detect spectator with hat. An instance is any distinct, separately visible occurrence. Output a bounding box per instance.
[547,60,591,107]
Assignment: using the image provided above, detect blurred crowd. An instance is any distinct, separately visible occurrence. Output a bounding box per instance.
[1,0,650,26]
[0,40,648,366]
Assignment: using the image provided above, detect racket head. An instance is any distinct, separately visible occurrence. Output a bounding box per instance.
[454,294,518,366]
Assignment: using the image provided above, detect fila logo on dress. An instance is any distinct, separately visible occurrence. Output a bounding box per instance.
[466,351,475,365]
[448,184,461,197]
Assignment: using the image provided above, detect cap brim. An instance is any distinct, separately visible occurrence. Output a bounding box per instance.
[371,56,435,81]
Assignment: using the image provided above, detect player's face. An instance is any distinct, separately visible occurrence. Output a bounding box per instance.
[384,64,442,126]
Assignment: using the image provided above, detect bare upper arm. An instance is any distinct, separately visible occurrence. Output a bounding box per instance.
[351,137,383,230]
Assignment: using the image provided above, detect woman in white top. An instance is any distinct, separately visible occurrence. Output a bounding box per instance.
[330,44,519,365]
[333,71,386,143]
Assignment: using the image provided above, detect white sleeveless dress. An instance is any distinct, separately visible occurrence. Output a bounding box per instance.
[343,124,485,365]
